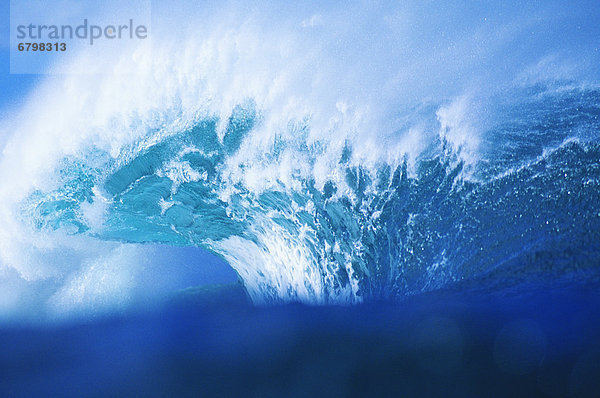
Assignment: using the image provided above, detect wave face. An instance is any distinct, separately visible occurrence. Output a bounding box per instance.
[14,84,600,305]
[1,1,600,314]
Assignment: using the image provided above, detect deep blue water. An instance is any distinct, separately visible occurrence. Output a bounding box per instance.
[1,278,600,397]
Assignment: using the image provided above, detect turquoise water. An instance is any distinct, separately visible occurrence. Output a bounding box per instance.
[21,84,600,305]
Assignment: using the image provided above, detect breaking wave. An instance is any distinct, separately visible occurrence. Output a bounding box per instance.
[1,0,599,318]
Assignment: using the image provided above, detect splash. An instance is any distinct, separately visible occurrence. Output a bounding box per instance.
[1,0,599,318]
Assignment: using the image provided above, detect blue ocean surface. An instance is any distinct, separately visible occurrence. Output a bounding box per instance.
[0,0,599,396]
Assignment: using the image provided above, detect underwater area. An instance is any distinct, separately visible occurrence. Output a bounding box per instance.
[2,279,600,397]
